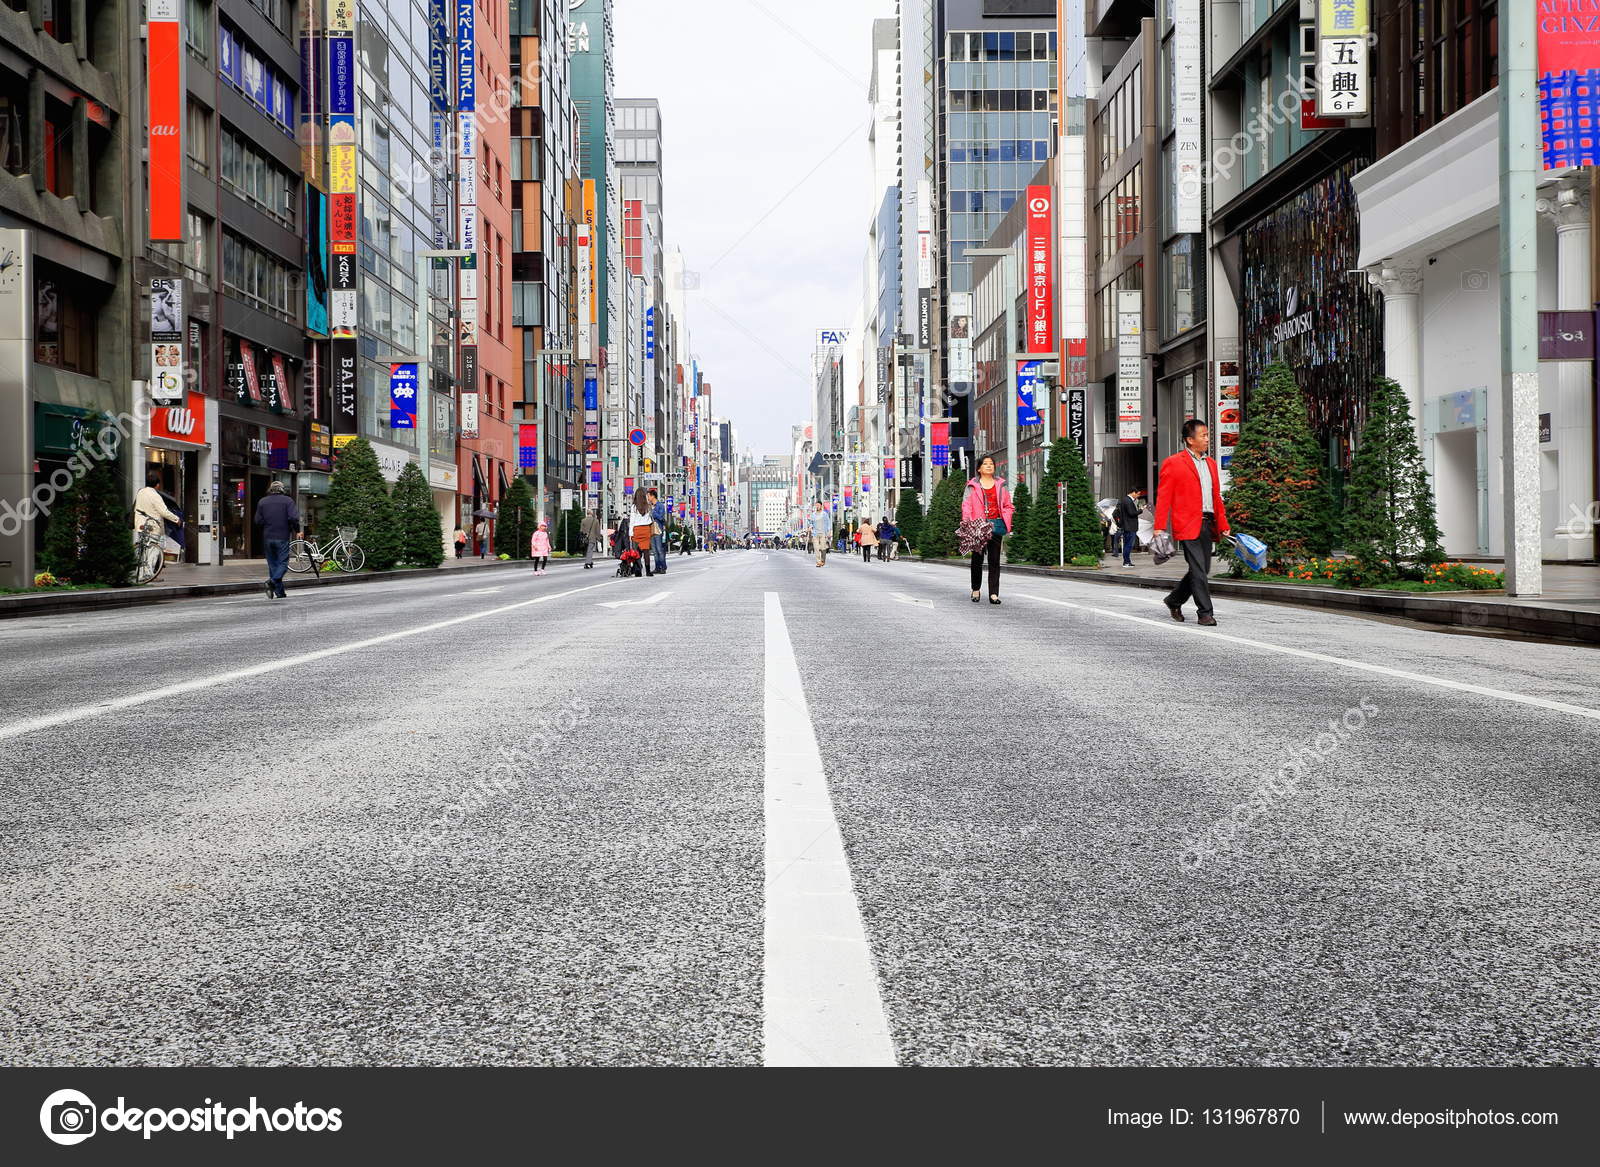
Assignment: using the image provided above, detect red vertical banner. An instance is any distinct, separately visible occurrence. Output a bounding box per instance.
[147,0,184,241]
[1025,185,1055,355]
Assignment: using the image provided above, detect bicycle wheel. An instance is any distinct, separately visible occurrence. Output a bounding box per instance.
[334,543,365,573]
[134,539,164,585]
[286,540,316,574]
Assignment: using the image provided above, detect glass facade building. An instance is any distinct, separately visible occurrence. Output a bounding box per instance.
[942,27,1058,294]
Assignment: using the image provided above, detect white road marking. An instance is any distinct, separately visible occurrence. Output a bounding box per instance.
[1017,592,1600,723]
[449,587,507,597]
[0,579,619,743]
[890,592,933,609]
[597,590,673,610]
[763,592,896,1068]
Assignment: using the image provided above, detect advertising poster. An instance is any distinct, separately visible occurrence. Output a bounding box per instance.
[1214,360,1242,481]
[1015,360,1044,428]
[306,191,329,337]
[149,278,184,404]
[948,293,974,385]
[389,363,419,430]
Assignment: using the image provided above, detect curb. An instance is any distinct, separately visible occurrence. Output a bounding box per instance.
[919,558,1600,646]
[0,558,589,621]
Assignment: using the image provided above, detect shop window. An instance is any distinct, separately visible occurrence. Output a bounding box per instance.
[34,266,99,376]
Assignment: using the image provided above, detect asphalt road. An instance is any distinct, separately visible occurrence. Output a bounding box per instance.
[1,548,1596,1066]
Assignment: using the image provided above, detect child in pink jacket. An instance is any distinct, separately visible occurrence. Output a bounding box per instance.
[530,521,552,575]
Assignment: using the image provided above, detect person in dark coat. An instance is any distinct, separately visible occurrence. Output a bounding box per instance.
[254,481,301,599]
[1113,488,1146,567]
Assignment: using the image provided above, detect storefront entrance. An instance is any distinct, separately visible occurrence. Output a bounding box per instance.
[144,448,202,564]
[221,469,273,559]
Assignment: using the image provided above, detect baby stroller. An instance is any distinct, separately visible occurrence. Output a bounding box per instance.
[616,549,642,578]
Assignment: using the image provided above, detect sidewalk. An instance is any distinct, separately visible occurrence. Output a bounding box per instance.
[927,553,1600,645]
[0,553,590,620]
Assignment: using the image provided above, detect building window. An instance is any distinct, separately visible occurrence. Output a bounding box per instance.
[156,209,212,282]
[222,231,298,322]
[220,125,297,226]
[1162,235,1201,338]
[33,266,98,376]
[1379,0,1500,157]
[187,101,212,174]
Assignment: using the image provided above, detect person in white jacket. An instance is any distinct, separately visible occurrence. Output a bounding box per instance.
[132,471,180,537]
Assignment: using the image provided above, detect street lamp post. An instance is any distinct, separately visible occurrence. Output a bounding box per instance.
[968,247,1020,486]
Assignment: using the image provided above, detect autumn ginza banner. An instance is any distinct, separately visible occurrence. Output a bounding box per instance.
[1538,0,1600,169]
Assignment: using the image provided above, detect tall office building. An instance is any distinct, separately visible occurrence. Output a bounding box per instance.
[510,0,579,520]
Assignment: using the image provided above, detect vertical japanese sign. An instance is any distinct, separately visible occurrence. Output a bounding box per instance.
[1025,186,1055,354]
[150,278,185,403]
[1539,4,1600,168]
[1174,0,1204,231]
[576,223,594,361]
[429,0,451,250]
[645,306,655,359]
[389,363,419,430]
[147,0,184,242]
[271,353,290,417]
[459,389,480,439]
[241,341,264,405]
[1116,291,1143,443]
[1315,0,1369,118]
[328,0,359,437]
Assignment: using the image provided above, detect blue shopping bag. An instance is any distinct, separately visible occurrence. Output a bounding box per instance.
[1228,532,1269,572]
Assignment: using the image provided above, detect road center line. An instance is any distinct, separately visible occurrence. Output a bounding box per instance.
[1017,592,1600,722]
[0,579,620,743]
[762,592,896,1068]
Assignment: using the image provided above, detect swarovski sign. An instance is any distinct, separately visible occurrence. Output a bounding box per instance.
[1272,285,1315,344]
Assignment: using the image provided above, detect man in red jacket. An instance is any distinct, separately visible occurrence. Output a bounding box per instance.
[1152,418,1230,626]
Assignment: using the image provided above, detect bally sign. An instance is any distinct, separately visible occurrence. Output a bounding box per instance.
[151,392,208,446]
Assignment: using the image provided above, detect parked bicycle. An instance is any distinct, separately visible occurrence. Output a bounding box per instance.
[287,526,366,576]
[133,519,166,585]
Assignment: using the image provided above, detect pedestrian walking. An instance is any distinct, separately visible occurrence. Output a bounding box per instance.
[961,456,1014,605]
[453,526,468,559]
[530,520,552,575]
[253,480,301,599]
[808,501,831,567]
[648,489,669,576]
[1153,419,1230,626]
[857,518,878,564]
[473,516,489,558]
[629,487,657,577]
[874,518,890,560]
[1113,487,1146,567]
[580,508,602,569]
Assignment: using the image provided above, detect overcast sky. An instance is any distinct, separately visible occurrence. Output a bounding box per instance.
[613,0,895,457]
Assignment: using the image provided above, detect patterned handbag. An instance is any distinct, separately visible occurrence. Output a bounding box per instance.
[956,517,994,555]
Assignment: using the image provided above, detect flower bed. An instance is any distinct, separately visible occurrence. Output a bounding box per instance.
[1240,557,1504,593]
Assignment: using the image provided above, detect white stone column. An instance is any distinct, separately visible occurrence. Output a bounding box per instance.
[1537,178,1595,560]
[1368,263,1426,436]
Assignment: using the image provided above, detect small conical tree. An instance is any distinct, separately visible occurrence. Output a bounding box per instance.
[919,470,966,559]
[1009,480,1033,558]
[42,431,138,586]
[326,437,401,571]
[494,476,535,559]
[1224,361,1337,567]
[895,486,924,551]
[1020,437,1100,564]
[1343,375,1443,571]
[393,462,444,568]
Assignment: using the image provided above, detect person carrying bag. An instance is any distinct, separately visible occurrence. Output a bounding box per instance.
[959,455,1014,606]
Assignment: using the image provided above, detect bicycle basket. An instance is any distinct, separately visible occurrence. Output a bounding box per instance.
[338,526,358,543]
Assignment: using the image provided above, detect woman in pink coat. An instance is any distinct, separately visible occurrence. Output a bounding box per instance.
[530,520,552,575]
[961,455,1015,605]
